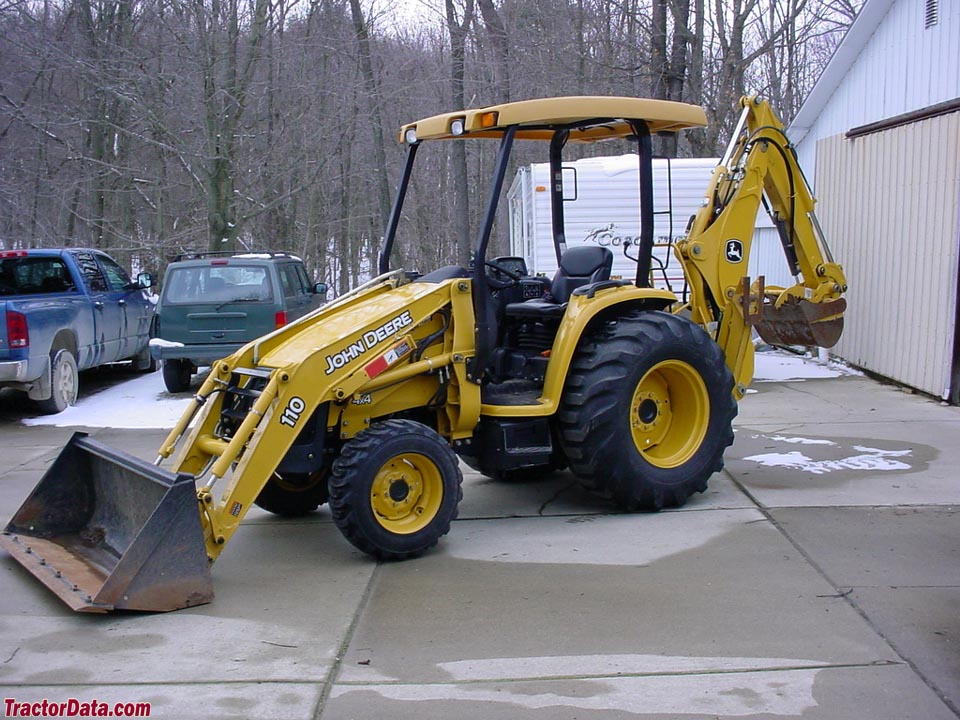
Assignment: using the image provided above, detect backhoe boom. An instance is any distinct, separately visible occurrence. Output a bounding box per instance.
[676,95,847,397]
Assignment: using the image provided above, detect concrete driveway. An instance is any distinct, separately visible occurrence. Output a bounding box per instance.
[0,365,957,719]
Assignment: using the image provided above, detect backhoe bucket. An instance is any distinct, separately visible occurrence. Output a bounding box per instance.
[0,433,213,613]
[755,296,847,348]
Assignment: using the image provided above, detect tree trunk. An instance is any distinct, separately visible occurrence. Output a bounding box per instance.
[445,0,473,268]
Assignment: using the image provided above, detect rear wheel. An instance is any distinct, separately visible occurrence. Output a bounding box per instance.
[37,348,78,414]
[329,419,463,560]
[558,311,737,510]
[162,359,192,392]
[255,471,330,516]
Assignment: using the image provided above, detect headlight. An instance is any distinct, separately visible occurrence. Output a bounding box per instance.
[450,118,465,136]
[404,128,418,145]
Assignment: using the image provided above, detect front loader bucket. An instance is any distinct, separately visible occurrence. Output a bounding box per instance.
[755,296,847,348]
[0,433,213,613]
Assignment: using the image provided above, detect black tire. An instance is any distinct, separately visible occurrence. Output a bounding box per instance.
[558,310,737,510]
[254,471,329,517]
[36,348,78,414]
[162,359,192,392]
[329,419,463,560]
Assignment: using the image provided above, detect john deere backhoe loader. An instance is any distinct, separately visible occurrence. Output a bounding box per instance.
[1,95,846,612]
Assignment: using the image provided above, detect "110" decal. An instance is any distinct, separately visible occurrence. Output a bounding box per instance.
[279,396,306,428]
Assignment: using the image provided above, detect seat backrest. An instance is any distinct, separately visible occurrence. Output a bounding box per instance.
[41,276,69,292]
[549,246,613,303]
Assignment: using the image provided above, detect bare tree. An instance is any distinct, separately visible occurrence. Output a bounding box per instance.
[445,0,473,266]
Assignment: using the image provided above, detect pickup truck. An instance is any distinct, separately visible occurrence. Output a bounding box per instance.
[0,248,157,413]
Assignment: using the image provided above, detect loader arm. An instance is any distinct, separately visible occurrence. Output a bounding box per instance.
[675,95,848,398]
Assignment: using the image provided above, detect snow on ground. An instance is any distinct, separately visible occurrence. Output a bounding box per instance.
[21,370,192,429]
[20,349,857,429]
[753,348,860,382]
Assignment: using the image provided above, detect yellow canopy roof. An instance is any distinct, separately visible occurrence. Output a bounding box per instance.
[399,96,708,143]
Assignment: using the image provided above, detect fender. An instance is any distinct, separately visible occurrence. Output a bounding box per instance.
[483,284,677,417]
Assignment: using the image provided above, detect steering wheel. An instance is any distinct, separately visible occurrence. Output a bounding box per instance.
[483,260,523,290]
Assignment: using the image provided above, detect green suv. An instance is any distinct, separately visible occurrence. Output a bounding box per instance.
[151,252,327,392]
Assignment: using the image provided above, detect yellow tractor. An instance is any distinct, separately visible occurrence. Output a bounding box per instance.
[1,95,846,612]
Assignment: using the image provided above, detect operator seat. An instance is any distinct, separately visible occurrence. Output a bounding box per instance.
[504,245,613,320]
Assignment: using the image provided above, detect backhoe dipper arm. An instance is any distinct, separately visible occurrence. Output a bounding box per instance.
[675,95,847,397]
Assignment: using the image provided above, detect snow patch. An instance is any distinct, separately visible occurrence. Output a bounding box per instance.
[743,447,912,475]
[22,371,192,429]
[753,349,859,382]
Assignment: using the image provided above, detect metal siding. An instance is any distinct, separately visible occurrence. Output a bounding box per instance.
[794,0,960,175]
[748,229,797,288]
[816,111,960,397]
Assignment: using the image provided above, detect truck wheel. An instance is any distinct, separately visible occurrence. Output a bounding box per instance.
[37,349,78,414]
[162,359,192,392]
[558,311,737,510]
[329,419,463,560]
[254,471,329,517]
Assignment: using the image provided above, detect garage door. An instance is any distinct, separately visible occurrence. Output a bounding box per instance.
[815,110,960,401]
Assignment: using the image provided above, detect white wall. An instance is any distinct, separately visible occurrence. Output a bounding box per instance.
[792,0,960,173]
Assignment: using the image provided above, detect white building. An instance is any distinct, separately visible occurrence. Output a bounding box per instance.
[789,0,960,401]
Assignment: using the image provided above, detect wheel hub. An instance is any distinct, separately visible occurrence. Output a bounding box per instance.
[630,359,709,468]
[369,453,443,534]
[388,479,410,502]
[638,398,659,424]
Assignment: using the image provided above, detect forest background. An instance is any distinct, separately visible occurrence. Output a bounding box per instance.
[0,0,861,291]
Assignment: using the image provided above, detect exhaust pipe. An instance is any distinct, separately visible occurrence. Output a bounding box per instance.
[0,433,213,613]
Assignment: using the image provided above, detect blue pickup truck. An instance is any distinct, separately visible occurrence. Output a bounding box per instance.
[0,248,156,413]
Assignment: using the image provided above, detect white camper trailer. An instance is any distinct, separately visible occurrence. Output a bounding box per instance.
[507,154,780,293]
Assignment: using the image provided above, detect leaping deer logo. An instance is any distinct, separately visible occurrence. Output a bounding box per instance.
[725,239,744,263]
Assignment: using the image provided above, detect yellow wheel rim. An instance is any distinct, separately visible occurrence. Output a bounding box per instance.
[630,360,709,468]
[370,453,444,534]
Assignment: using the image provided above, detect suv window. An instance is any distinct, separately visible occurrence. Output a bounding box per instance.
[163,264,272,304]
[279,264,305,298]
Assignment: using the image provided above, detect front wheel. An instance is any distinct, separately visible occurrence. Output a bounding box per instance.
[329,419,463,560]
[558,311,737,510]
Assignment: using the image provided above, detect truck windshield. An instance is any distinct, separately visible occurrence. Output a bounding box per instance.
[163,265,272,304]
[0,257,76,295]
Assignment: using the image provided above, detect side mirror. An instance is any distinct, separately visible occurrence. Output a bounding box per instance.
[313,282,328,296]
[137,272,155,289]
